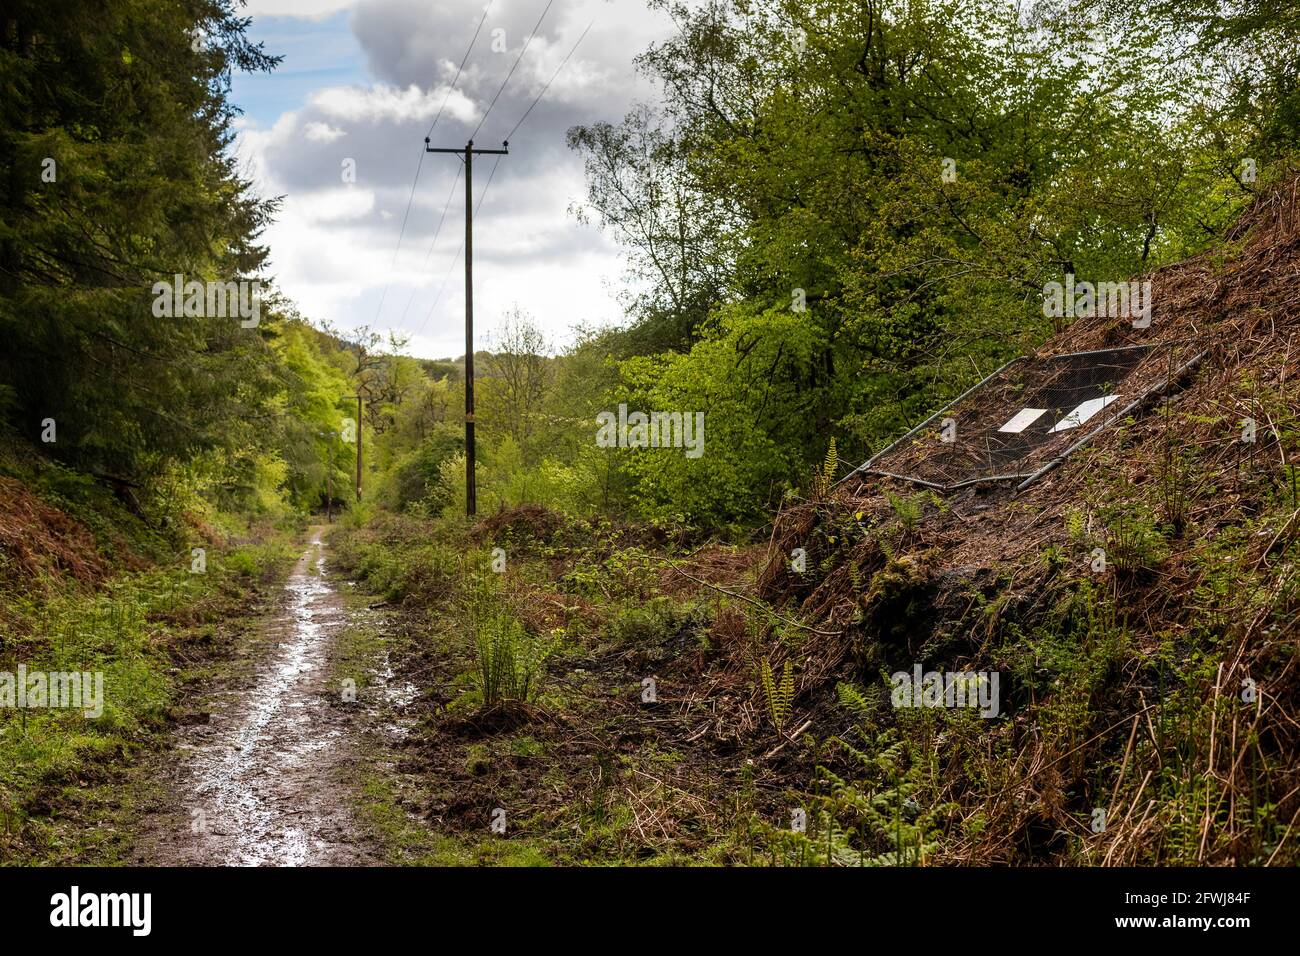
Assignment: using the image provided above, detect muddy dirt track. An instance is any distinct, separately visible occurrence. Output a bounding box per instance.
[133,529,389,866]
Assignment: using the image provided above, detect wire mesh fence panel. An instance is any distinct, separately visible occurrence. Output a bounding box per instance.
[856,343,1203,491]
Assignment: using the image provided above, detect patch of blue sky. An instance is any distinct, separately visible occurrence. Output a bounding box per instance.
[229,10,368,128]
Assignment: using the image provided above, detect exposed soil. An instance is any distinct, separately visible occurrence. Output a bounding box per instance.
[329,516,825,863]
[133,528,389,866]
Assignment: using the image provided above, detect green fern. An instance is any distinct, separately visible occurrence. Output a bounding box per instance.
[823,438,838,484]
[886,491,925,531]
[469,574,557,707]
[811,438,839,499]
[761,657,795,731]
[764,725,953,866]
[1107,512,1167,573]
[835,681,874,721]
[1064,507,1085,541]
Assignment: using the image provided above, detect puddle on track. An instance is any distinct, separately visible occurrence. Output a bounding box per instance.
[135,528,390,866]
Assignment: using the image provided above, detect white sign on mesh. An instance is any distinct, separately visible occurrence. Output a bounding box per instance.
[998,407,1048,433]
[1047,394,1121,433]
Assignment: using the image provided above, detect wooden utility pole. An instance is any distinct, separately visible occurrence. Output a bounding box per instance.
[320,430,335,522]
[341,394,363,501]
[424,138,508,517]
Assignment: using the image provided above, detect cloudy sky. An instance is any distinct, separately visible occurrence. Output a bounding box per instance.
[231,0,672,358]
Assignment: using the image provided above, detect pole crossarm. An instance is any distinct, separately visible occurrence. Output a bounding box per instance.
[424,140,509,156]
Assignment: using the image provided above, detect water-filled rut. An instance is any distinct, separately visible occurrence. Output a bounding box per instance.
[134,528,384,866]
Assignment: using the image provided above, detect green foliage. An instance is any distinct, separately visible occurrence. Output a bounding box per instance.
[835,681,876,723]
[386,423,463,512]
[268,321,358,514]
[331,518,462,602]
[765,727,954,866]
[606,597,688,644]
[613,305,822,524]
[810,439,838,500]
[886,491,927,532]
[462,574,557,708]
[0,1,281,481]
[1106,510,1169,573]
[0,4,377,525]
[482,438,603,516]
[1065,506,1087,542]
[475,612,556,708]
[558,0,1289,527]
[760,657,794,732]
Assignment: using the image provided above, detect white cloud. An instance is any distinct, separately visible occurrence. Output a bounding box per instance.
[290,186,377,223]
[309,83,476,125]
[303,121,347,142]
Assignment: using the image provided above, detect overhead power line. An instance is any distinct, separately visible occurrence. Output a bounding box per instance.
[413,151,504,339]
[396,163,463,326]
[505,19,594,142]
[427,3,493,139]
[413,16,596,340]
[469,0,556,141]
[371,2,494,326]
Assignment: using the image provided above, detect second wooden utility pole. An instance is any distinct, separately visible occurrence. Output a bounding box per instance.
[341,393,363,501]
[424,138,508,517]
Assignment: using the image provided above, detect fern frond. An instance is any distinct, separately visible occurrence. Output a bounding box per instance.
[778,661,795,728]
[760,657,792,731]
[835,681,874,720]
[822,438,838,484]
